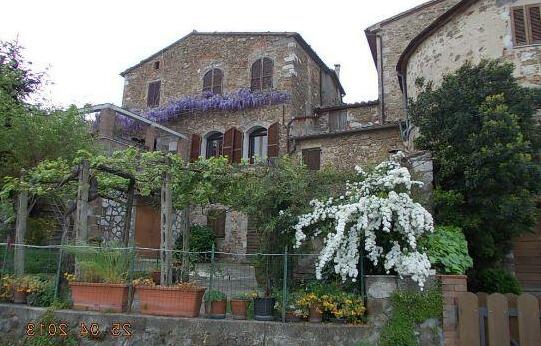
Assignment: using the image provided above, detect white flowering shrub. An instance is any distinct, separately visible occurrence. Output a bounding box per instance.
[293,153,435,288]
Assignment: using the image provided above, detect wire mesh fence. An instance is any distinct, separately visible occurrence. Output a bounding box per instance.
[0,243,366,322]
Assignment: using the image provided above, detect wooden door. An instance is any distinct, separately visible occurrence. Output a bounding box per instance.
[135,204,161,258]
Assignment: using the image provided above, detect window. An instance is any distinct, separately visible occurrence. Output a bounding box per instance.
[153,61,160,70]
[512,4,541,46]
[147,81,161,108]
[248,127,267,162]
[251,58,273,91]
[206,132,223,158]
[329,111,347,132]
[208,209,226,238]
[203,68,223,95]
[302,148,321,171]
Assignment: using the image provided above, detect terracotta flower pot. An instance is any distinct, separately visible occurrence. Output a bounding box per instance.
[206,299,227,319]
[285,311,303,322]
[69,282,129,312]
[12,290,27,304]
[137,285,206,317]
[309,305,323,323]
[230,299,249,320]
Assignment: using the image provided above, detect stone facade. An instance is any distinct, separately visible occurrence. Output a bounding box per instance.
[365,0,461,122]
[405,0,541,100]
[294,125,404,170]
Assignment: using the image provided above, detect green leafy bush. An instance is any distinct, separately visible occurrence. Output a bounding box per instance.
[476,268,521,294]
[421,226,473,275]
[380,288,443,346]
[188,224,215,253]
[26,217,57,245]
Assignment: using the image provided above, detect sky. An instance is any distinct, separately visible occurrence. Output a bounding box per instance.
[0,0,429,107]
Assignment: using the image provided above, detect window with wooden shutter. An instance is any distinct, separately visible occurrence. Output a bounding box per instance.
[302,148,321,171]
[223,128,243,164]
[329,111,347,132]
[267,122,280,159]
[512,4,541,46]
[251,58,273,91]
[202,68,223,95]
[147,81,161,108]
[190,134,202,162]
[248,127,267,163]
[208,209,226,238]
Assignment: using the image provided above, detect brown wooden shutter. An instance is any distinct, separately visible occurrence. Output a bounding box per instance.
[213,69,223,95]
[262,58,273,90]
[302,148,321,171]
[267,122,280,158]
[529,5,541,44]
[512,7,528,46]
[203,71,212,93]
[251,59,262,91]
[232,128,243,164]
[223,128,235,163]
[190,134,201,162]
[147,81,161,107]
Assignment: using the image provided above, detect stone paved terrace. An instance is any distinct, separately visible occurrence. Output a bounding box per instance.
[0,303,372,346]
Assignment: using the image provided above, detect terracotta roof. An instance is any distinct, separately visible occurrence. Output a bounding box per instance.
[396,0,476,82]
[291,122,399,141]
[120,31,345,96]
[314,100,379,114]
[364,0,452,65]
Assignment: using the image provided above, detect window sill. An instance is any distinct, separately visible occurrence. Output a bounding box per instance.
[512,43,541,49]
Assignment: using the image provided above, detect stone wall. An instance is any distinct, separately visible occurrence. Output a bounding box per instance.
[406,0,541,100]
[0,304,371,346]
[295,125,404,170]
[366,0,460,122]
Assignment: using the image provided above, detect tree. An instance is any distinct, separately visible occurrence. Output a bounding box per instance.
[0,40,96,180]
[409,59,541,275]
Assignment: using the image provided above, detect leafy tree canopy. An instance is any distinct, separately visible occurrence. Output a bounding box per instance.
[0,40,96,180]
[409,59,541,271]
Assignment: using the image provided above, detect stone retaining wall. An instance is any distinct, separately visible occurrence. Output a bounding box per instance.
[0,304,370,346]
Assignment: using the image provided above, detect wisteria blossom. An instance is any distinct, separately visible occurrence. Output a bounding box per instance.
[293,152,434,288]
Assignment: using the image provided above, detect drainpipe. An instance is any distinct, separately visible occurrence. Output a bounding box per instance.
[376,33,385,123]
[398,71,409,141]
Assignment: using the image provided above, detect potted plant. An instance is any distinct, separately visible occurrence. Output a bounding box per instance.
[65,244,130,312]
[420,226,472,290]
[205,290,227,319]
[253,278,275,321]
[230,293,251,320]
[135,278,206,317]
[11,276,42,304]
[324,292,366,324]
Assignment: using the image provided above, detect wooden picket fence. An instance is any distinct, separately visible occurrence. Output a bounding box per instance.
[458,292,541,346]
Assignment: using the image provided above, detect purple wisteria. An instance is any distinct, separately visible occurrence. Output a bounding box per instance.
[116,88,290,135]
[146,88,290,123]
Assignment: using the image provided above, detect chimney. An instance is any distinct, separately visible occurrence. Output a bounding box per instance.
[334,64,341,79]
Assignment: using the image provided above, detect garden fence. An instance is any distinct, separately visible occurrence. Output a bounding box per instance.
[0,243,366,322]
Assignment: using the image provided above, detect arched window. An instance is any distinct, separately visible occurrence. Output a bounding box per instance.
[203,68,223,94]
[206,132,223,158]
[248,127,268,162]
[250,58,273,91]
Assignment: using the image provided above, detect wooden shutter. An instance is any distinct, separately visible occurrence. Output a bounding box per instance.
[203,71,213,93]
[208,209,226,238]
[223,128,235,162]
[213,69,223,95]
[267,122,280,158]
[529,5,541,44]
[147,81,161,107]
[302,148,321,171]
[190,134,201,162]
[251,59,262,91]
[232,128,243,164]
[262,58,273,90]
[512,7,528,46]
